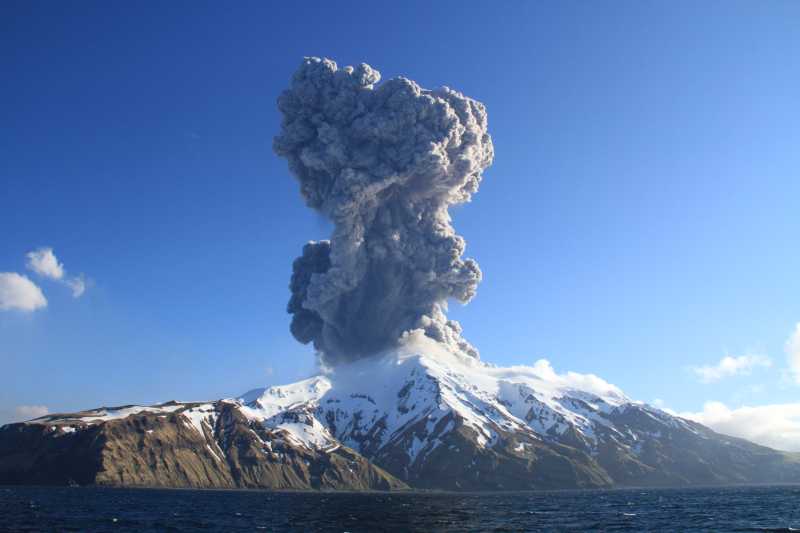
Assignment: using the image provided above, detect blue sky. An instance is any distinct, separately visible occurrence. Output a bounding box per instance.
[2,1,799,444]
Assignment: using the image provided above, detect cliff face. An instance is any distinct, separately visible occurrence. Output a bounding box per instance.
[3,341,800,491]
[0,401,405,491]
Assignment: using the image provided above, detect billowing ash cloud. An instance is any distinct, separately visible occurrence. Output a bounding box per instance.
[274,57,493,365]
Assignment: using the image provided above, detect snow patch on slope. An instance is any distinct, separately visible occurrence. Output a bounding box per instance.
[182,404,217,437]
[40,404,184,425]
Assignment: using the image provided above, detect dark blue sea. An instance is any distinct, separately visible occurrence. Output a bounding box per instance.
[2,485,799,532]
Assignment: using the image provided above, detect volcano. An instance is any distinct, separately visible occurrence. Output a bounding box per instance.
[3,335,799,490]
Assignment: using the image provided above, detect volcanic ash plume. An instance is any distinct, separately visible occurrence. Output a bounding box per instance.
[274,57,494,365]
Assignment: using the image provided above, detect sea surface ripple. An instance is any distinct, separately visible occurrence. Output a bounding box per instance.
[2,485,799,532]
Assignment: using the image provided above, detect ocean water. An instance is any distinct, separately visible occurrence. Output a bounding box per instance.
[1,485,799,532]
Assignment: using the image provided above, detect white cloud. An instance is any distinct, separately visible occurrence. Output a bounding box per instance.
[681,401,800,452]
[14,405,50,421]
[0,272,47,312]
[786,323,800,385]
[25,247,88,299]
[529,359,626,400]
[65,276,86,298]
[690,354,772,383]
[25,247,64,280]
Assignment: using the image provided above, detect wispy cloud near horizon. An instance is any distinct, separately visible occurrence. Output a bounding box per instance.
[785,323,800,385]
[681,401,800,452]
[690,354,772,384]
[0,405,50,426]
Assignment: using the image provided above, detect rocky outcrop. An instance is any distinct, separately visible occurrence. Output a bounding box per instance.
[0,401,406,490]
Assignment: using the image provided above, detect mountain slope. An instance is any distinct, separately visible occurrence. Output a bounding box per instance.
[2,334,799,490]
[0,400,405,490]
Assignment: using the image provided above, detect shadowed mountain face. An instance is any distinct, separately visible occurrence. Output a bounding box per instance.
[2,340,799,491]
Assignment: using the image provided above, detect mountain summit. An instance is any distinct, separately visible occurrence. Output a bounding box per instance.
[2,336,799,490]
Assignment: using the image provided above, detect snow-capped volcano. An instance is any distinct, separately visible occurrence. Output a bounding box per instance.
[3,335,800,490]
[232,334,800,490]
[240,333,629,459]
